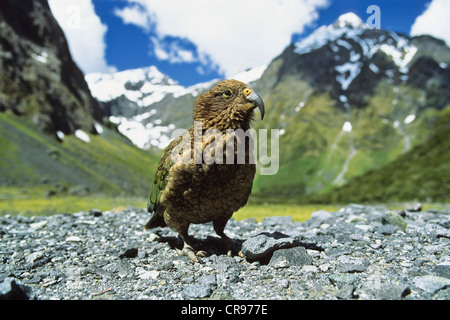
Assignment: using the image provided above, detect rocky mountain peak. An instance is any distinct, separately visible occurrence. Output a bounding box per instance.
[0,0,104,137]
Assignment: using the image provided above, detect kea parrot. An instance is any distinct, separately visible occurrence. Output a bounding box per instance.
[145,79,265,262]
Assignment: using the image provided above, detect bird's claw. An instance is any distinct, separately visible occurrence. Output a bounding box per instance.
[223,237,244,258]
[177,244,207,263]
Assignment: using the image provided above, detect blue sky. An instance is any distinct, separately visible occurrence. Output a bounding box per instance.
[49,0,450,87]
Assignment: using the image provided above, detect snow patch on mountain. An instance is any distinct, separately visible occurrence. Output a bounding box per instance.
[86,64,266,150]
[294,12,419,93]
[335,62,363,91]
[232,65,267,84]
[294,13,366,55]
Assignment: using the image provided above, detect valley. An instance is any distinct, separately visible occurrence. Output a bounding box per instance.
[1,2,449,217]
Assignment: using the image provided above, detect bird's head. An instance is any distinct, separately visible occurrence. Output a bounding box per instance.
[193,79,265,131]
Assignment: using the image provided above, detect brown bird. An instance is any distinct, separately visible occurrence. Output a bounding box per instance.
[145,79,265,262]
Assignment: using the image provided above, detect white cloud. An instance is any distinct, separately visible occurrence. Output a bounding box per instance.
[49,0,116,74]
[116,0,330,77]
[114,4,151,31]
[151,37,196,63]
[410,0,450,47]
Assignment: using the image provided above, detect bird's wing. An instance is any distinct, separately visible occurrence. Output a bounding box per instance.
[147,129,192,214]
[147,138,178,214]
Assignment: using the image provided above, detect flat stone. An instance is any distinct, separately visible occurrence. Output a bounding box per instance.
[433,263,450,279]
[182,284,212,299]
[413,275,450,294]
[25,251,44,264]
[268,246,312,268]
[373,283,411,300]
[139,270,159,280]
[241,232,298,261]
[337,256,369,273]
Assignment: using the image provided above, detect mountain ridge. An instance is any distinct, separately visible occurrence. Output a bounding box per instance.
[1,5,449,203]
[0,0,104,137]
[0,0,159,197]
[82,12,450,202]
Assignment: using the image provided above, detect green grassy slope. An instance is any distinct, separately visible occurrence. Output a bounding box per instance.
[0,112,159,197]
[310,105,450,203]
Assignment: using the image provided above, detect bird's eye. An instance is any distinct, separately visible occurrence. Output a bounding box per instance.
[223,89,233,98]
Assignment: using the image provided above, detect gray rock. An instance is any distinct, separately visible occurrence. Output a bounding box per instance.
[382,212,407,231]
[324,246,353,257]
[117,259,134,279]
[413,275,450,294]
[329,274,360,288]
[197,275,217,288]
[182,284,212,299]
[268,246,312,268]
[25,251,44,264]
[336,284,355,299]
[373,283,411,300]
[376,224,399,235]
[337,256,369,273]
[433,264,450,279]
[1,204,449,300]
[241,232,298,261]
[305,210,334,227]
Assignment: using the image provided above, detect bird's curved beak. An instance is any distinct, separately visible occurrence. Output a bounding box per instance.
[245,91,265,120]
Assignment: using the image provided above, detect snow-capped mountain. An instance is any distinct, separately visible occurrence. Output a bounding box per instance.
[86,66,210,149]
[84,12,450,201]
[252,12,450,197]
[85,65,266,149]
[294,12,419,93]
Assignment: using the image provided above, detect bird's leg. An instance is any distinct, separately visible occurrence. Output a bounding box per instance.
[213,218,244,258]
[177,229,207,263]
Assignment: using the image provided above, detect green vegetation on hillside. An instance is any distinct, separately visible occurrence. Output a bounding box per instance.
[0,112,159,197]
[310,105,450,203]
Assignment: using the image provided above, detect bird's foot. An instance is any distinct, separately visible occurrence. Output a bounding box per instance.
[222,237,245,258]
[177,243,207,263]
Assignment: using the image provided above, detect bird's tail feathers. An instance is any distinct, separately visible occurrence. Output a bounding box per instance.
[144,211,166,230]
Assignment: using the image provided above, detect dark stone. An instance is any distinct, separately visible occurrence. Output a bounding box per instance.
[89,209,103,217]
[0,278,36,300]
[268,246,312,268]
[119,247,139,259]
[241,232,298,262]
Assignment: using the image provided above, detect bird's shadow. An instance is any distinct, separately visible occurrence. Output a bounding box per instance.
[152,229,244,258]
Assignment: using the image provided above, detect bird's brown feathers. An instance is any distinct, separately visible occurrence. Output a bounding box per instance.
[193,79,256,131]
[145,79,264,257]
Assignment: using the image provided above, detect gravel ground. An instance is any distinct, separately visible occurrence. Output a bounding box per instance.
[0,204,449,300]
